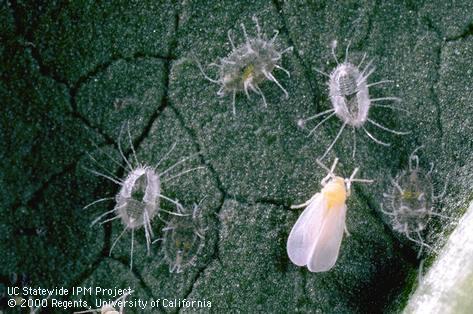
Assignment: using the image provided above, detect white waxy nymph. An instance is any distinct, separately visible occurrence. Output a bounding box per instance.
[198,15,293,115]
[155,201,206,273]
[298,40,409,160]
[382,146,451,256]
[115,166,160,230]
[84,123,204,269]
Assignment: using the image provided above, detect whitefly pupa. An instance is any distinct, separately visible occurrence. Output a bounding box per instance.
[153,200,206,273]
[382,146,451,256]
[198,15,293,115]
[298,40,410,160]
[83,123,204,269]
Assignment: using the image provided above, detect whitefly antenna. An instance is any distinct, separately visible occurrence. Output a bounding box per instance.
[317,158,338,186]
[344,166,374,194]
[316,158,338,176]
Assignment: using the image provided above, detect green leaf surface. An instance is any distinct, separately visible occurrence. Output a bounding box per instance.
[1,0,472,313]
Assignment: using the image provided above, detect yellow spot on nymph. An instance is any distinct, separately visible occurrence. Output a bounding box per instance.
[242,64,254,81]
[322,177,347,209]
[402,191,421,199]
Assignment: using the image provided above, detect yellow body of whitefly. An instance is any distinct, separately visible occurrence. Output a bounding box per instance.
[321,177,347,209]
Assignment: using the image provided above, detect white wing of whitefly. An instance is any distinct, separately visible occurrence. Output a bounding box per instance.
[287,193,327,266]
[307,203,347,272]
[404,201,473,314]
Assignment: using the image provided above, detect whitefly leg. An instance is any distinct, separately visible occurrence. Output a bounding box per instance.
[344,224,351,236]
[291,192,320,209]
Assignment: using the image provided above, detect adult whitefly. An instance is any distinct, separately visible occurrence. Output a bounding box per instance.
[382,146,451,256]
[198,15,293,115]
[298,40,409,160]
[83,122,204,269]
[288,158,373,272]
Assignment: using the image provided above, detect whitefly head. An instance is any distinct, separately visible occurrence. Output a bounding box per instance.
[198,15,293,115]
[290,158,372,212]
[298,40,409,160]
[317,158,373,200]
